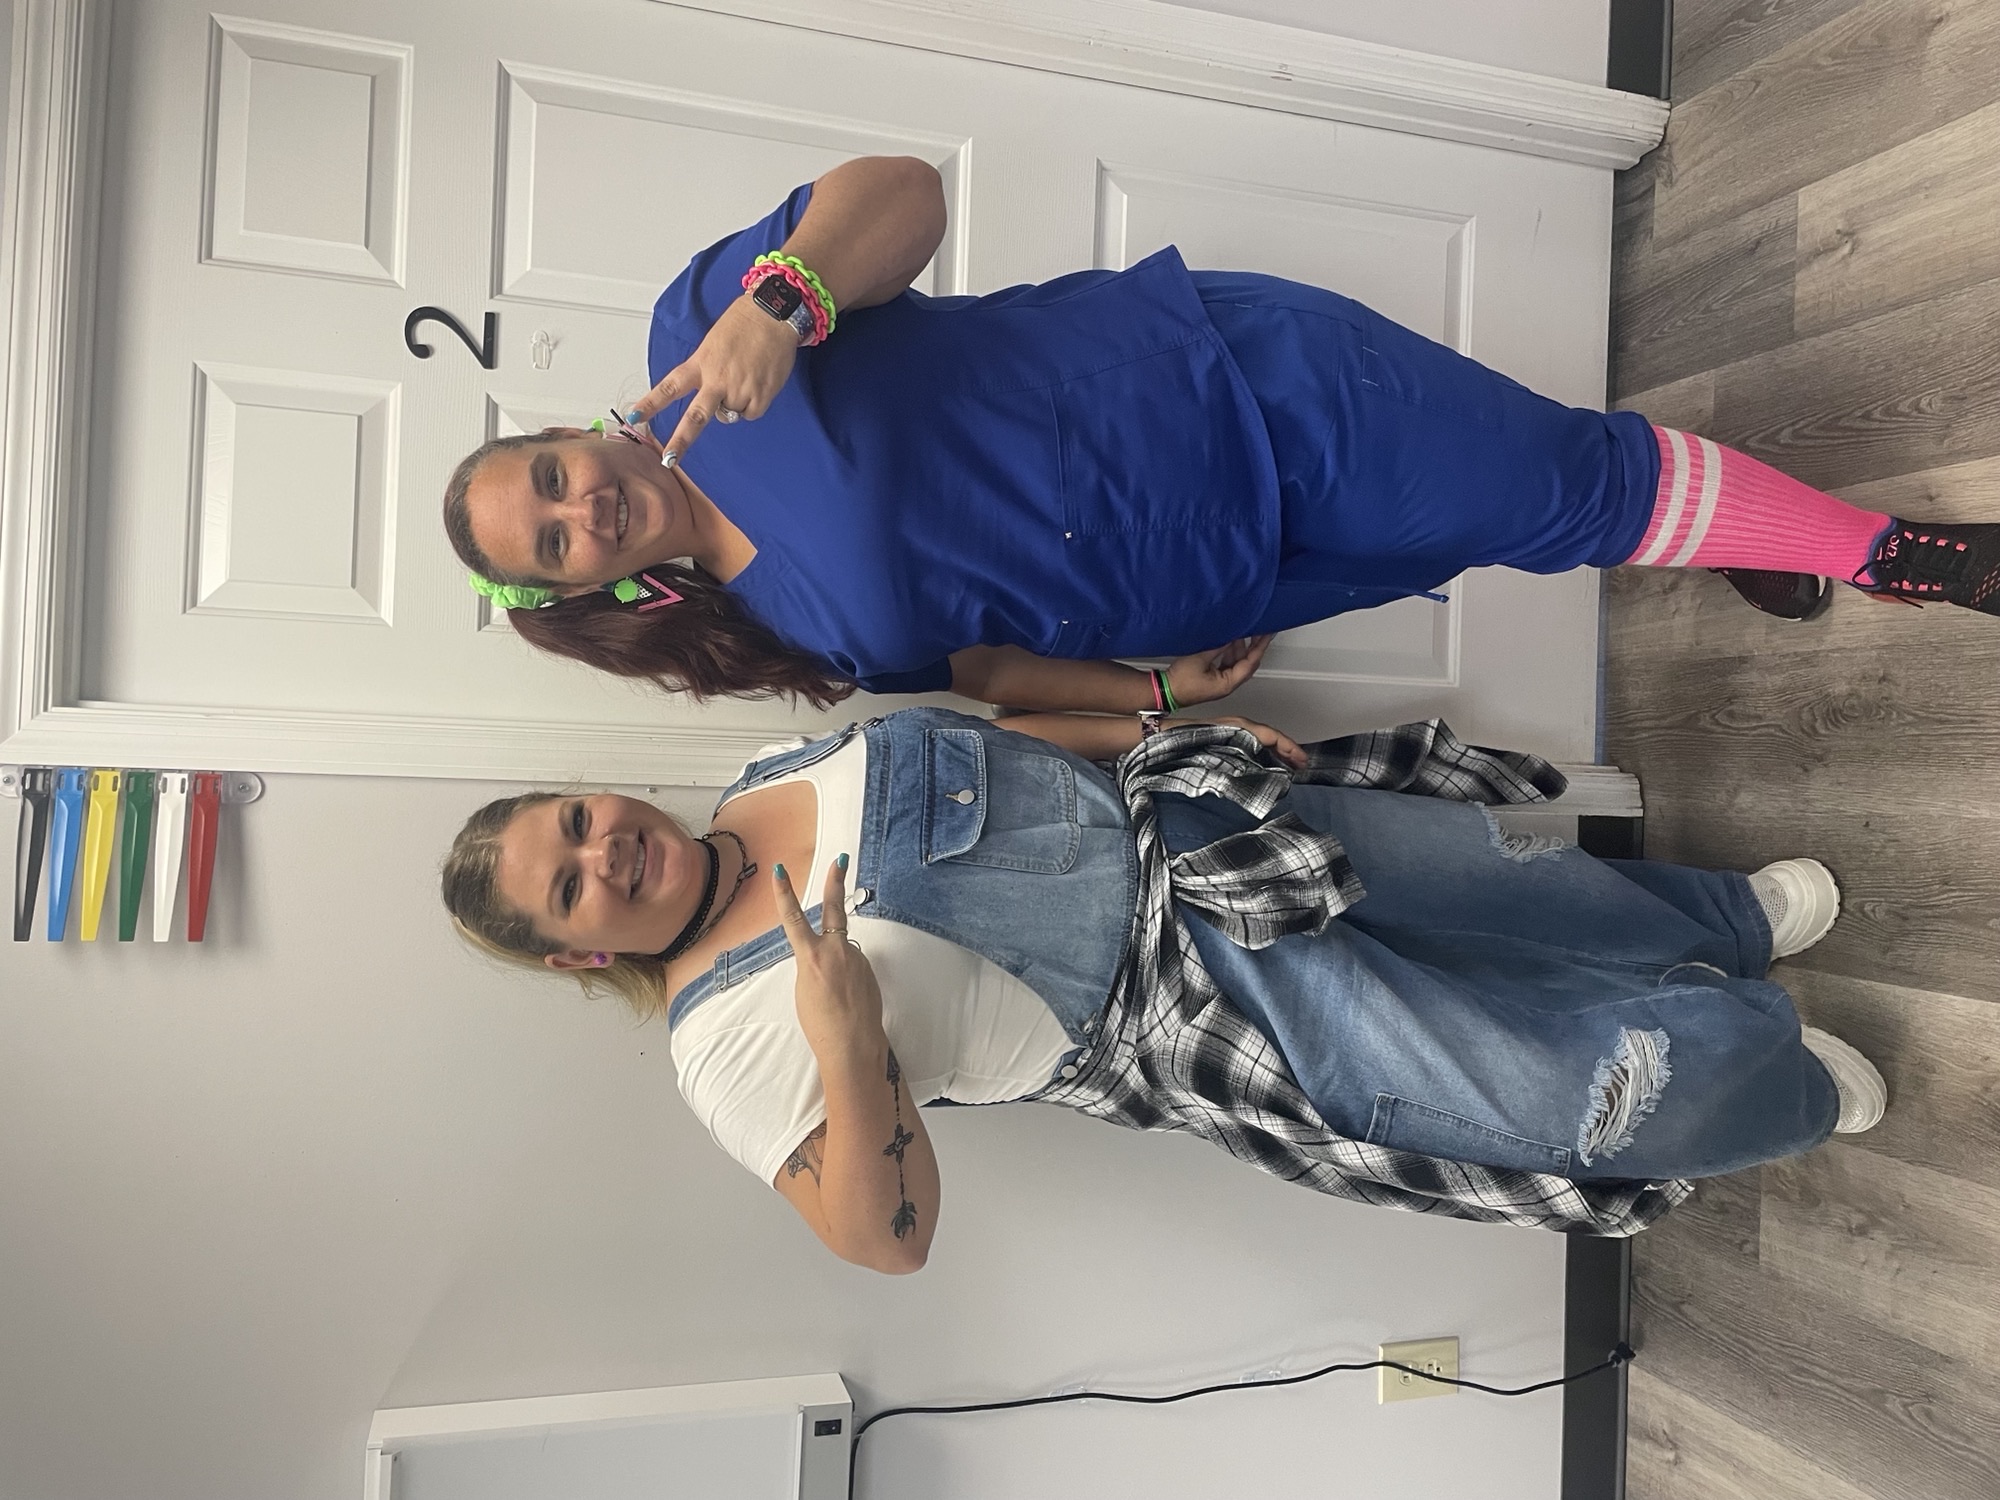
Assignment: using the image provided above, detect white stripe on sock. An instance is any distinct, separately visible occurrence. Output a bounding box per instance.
[1633,426,1693,566]
[1666,436,1726,567]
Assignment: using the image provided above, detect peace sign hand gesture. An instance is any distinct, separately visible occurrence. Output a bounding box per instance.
[627,296,801,469]
[772,855,883,1064]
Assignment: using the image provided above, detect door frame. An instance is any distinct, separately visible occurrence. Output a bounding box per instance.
[1,0,1667,784]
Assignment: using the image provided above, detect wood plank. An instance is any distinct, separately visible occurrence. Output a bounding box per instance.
[1796,99,2000,336]
[1627,1366,1877,1500]
[1631,1235,2000,1500]
[1608,778,2000,1001]
[1670,0,1872,100]
[1653,0,2000,246]
[1605,631,2000,799]
[1600,618,2000,994]
[1613,370,1716,433]
[1604,560,1980,667]
[1782,968,2000,1193]
[1649,1165,1764,1262]
[1612,182,1797,398]
[1842,450,2000,520]
[1761,1141,2000,1367]
[1707,272,2000,491]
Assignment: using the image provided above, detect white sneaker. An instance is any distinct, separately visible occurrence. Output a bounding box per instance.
[1750,858,1841,959]
[1801,1026,1887,1134]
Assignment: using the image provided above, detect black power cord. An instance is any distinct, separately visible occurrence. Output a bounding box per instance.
[848,1341,1636,1494]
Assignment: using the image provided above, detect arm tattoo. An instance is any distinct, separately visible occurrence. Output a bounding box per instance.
[884,1050,919,1240]
[784,1122,827,1186]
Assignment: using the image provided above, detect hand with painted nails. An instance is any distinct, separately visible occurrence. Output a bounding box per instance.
[627,294,801,468]
[771,854,883,1063]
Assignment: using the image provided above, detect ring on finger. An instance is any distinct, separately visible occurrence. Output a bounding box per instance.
[717,406,742,424]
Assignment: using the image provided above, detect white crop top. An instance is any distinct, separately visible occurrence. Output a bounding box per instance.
[668,735,1077,1187]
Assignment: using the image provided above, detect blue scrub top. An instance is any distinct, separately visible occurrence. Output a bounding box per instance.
[648,184,1282,695]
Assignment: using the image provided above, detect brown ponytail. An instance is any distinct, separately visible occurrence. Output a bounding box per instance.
[442,431,856,708]
[509,564,855,708]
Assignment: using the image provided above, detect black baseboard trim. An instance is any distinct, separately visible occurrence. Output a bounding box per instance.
[1560,811,1642,1499]
[1607,0,1673,99]
[1561,1236,1633,1500]
[1577,815,1643,860]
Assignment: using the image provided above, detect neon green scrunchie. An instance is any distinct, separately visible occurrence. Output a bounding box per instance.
[467,572,558,611]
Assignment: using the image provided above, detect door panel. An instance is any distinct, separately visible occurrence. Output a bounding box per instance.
[203,16,411,286]
[81,0,1611,778]
[495,64,963,315]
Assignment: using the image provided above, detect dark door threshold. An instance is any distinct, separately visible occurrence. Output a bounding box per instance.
[1607,0,1673,99]
[1561,1235,1633,1500]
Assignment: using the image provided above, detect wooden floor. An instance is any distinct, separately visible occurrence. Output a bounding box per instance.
[1606,2,2000,1497]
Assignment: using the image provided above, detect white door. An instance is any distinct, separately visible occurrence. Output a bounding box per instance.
[61,0,1613,783]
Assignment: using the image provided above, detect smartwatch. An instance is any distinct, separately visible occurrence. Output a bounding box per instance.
[748,272,816,343]
[1138,710,1167,739]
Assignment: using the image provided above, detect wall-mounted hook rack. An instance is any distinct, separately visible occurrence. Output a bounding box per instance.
[5,767,265,942]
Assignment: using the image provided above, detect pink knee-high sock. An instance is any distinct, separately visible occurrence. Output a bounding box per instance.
[1622,426,1892,577]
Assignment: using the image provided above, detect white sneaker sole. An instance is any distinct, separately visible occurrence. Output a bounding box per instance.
[1801,1025,1887,1134]
[1755,858,1841,959]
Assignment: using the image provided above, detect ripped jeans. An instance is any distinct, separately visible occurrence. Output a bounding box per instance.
[1163,786,1841,1182]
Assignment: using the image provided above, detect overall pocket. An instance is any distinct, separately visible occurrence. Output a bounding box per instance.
[921,727,1081,874]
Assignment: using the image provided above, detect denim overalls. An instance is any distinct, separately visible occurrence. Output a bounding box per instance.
[670,709,1839,1182]
[669,709,1135,1066]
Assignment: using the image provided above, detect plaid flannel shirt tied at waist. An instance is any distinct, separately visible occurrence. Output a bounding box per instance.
[1033,719,1693,1237]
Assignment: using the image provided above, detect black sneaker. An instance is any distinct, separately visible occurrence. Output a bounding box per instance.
[1711,568,1832,620]
[1856,521,2000,613]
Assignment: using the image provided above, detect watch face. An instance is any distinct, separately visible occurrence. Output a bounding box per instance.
[752,274,805,320]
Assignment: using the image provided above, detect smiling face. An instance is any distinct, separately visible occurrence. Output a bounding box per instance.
[463,431,689,589]
[493,792,708,966]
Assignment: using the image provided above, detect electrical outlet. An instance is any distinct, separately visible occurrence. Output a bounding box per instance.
[1378,1337,1460,1403]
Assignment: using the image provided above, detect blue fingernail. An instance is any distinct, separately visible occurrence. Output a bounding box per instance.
[836,852,849,871]
[661,450,678,470]
[773,863,787,879]
[624,407,643,424]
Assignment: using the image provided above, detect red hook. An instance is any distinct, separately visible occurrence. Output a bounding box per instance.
[186,772,223,941]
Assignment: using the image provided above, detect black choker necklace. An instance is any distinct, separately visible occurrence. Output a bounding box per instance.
[649,829,757,963]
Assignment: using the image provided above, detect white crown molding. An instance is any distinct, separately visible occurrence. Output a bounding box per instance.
[654,0,1669,168]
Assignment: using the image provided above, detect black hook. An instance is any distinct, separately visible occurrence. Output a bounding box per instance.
[14,767,52,941]
[404,306,498,370]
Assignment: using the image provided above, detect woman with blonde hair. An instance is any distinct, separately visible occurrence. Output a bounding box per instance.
[441,705,1881,1272]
